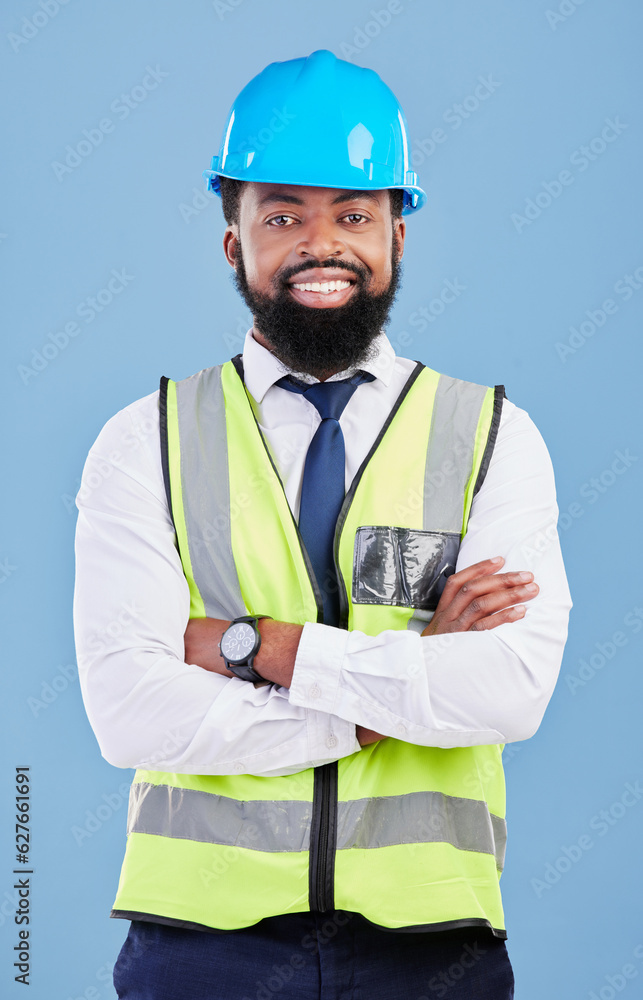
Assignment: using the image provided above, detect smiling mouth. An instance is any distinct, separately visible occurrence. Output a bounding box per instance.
[289,279,353,295]
[286,275,358,307]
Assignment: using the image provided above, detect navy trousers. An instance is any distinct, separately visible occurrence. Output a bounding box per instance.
[113,911,514,1000]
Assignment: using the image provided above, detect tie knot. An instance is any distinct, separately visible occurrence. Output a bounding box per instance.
[277,371,375,421]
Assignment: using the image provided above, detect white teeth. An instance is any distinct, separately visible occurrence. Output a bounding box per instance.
[291,279,352,294]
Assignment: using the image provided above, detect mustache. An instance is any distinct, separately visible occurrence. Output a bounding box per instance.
[278,260,369,285]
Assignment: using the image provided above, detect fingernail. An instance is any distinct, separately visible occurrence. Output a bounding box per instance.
[513,604,526,615]
[491,556,504,564]
[525,583,538,593]
[518,572,533,581]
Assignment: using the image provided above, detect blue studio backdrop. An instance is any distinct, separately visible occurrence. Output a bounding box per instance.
[2,2,642,998]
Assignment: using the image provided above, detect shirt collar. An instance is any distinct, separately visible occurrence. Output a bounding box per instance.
[241,329,396,403]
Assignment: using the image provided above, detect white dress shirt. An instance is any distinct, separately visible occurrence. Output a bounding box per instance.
[73,331,571,777]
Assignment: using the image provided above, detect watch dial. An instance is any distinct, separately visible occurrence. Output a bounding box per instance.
[221,623,255,663]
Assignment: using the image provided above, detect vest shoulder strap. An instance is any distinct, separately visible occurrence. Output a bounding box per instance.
[473,384,505,498]
[159,364,244,619]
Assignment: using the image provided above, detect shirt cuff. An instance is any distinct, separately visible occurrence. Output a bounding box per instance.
[290,621,349,714]
[290,622,359,758]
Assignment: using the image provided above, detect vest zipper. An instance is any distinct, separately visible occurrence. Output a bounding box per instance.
[309,761,338,912]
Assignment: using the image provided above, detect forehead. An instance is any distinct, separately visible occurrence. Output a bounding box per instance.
[242,183,389,212]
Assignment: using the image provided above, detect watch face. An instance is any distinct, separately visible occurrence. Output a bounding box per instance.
[221,622,257,664]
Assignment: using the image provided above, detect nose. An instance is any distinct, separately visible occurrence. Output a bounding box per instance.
[295,214,346,259]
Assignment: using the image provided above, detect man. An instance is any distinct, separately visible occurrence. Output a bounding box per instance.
[74,50,571,999]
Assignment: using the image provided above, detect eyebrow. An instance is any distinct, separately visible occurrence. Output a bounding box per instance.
[257,189,382,208]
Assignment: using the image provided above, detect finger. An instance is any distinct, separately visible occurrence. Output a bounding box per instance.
[456,583,538,627]
[440,557,506,595]
[468,604,527,631]
[441,574,536,622]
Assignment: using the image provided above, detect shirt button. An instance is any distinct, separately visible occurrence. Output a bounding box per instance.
[326,734,338,749]
[396,724,407,736]
[309,683,321,700]
[233,761,243,773]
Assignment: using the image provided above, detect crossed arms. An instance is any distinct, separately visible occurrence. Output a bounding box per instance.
[73,392,571,776]
[183,557,541,746]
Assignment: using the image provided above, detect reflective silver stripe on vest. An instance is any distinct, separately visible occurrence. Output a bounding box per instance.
[128,783,506,871]
[128,782,312,852]
[490,813,507,872]
[175,366,246,619]
[404,374,490,634]
[423,374,489,533]
[337,791,506,871]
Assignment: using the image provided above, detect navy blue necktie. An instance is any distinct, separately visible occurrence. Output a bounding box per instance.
[277,371,375,625]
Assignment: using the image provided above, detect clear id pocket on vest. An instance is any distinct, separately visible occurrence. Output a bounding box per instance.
[352,526,460,610]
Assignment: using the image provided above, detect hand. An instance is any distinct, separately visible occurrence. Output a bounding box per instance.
[356,725,387,746]
[422,557,539,636]
[184,617,231,675]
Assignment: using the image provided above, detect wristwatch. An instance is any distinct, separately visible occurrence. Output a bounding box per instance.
[219,615,271,683]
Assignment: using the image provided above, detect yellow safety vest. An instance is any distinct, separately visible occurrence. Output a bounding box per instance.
[112,357,508,937]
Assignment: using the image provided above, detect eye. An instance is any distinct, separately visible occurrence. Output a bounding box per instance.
[342,213,369,224]
[267,214,296,227]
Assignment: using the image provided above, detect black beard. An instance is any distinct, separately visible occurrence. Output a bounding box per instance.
[231,240,403,379]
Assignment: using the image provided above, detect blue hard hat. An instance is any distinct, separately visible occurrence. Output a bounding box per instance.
[203,49,426,215]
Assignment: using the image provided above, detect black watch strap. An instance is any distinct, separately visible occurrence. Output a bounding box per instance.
[227,662,266,683]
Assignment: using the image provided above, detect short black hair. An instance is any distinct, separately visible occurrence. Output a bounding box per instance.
[218,176,405,226]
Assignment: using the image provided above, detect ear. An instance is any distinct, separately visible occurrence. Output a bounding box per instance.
[223,224,240,269]
[393,217,406,263]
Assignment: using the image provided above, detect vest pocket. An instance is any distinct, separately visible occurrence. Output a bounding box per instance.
[352,526,460,610]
